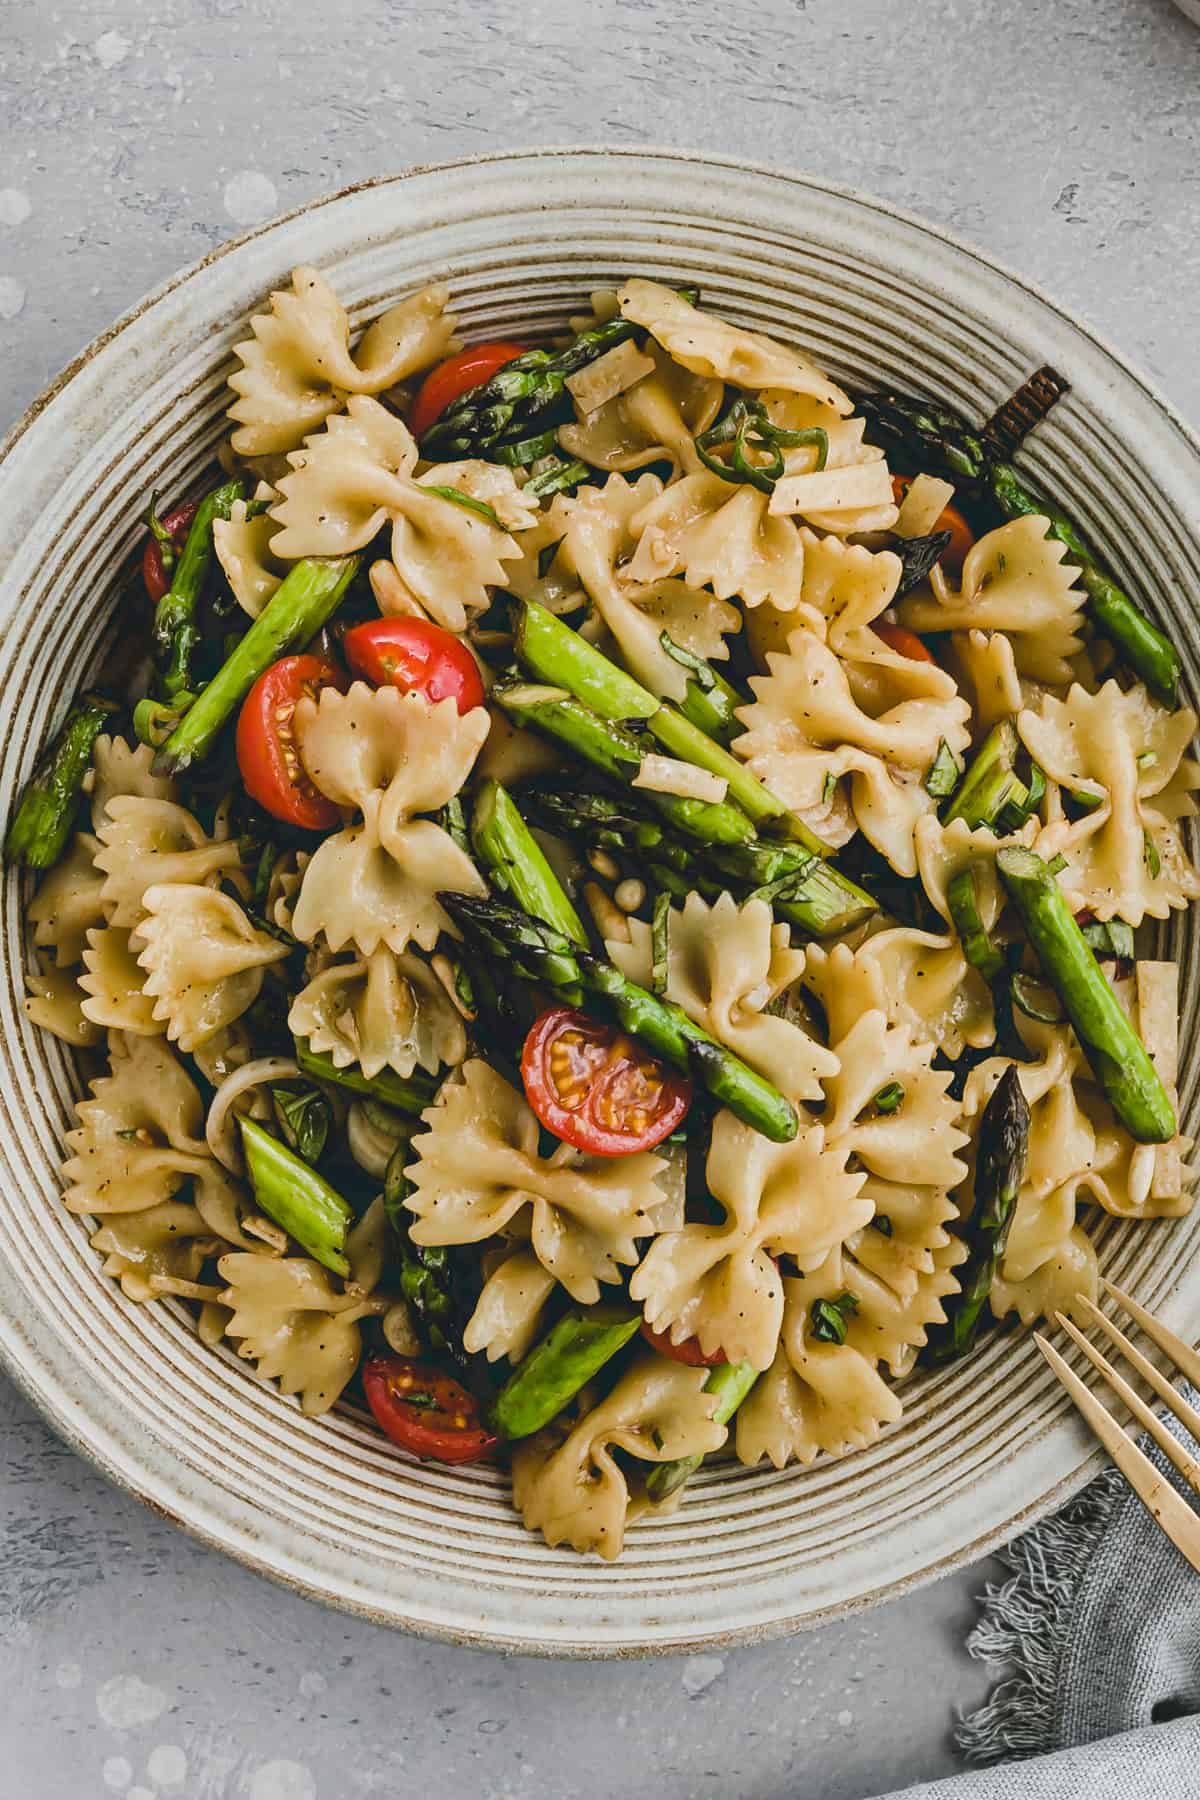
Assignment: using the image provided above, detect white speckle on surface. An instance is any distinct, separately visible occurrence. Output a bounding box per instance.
[96,1675,170,1731]
[127,1788,156,1800]
[147,1744,188,1786]
[681,1654,724,1697]
[101,1757,133,1792]
[297,1670,327,1700]
[0,277,26,321]
[164,67,185,105]
[837,1708,854,1728]
[0,188,31,226]
[55,1660,83,1689]
[249,1761,317,1800]
[222,171,278,225]
[94,30,131,68]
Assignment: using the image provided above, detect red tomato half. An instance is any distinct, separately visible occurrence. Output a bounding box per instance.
[892,474,976,580]
[640,1321,725,1367]
[409,341,528,440]
[235,654,348,830]
[342,617,485,715]
[521,1005,692,1157]
[143,497,200,603]
[872,620,937,664]
[362,1354,497,1464]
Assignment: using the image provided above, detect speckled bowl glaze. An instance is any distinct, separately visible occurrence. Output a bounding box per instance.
[1,149,1198,1657]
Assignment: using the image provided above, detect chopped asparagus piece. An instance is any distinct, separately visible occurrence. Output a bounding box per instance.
[947,864,1005,982]
[5,693,117,869]
[925,1064,1030,1361]
[153,478,244,696]
[438,892,799,1143]
[490,1305,642,1440]
[996,846,1175,1142]
[155,556,360,774]
[471,778,587,945]
[238,1114,354,1275]
[295,1040,437,1113]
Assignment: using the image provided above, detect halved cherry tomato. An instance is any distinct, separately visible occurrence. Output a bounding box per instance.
[409,341,528,440]
[892,474,975,579]
[142,497,200,604]
[640,1320,725,1367]
[872,620,937,664]
[235,654,348,830]
[520,1005,691,1157]
[342,617,485,716]
[362,1353,497,1465]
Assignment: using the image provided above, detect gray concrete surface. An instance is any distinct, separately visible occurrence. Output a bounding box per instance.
[1,0,1197,1795]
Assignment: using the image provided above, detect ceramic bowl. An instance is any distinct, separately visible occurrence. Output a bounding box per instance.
[1,149,1198,1655]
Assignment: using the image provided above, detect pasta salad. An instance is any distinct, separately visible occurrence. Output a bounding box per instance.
[9,269,1196,1560]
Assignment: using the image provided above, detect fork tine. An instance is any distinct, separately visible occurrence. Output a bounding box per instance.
[1073,1293,1200,1453]
[1034,1333,1200,1574]
[1101,1280,1200,1388]
[1054,1312,1200,1498]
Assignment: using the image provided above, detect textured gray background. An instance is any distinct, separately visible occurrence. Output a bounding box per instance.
[1,1,1198,1796]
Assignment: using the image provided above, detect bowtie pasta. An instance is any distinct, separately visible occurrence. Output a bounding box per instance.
[8,269,1195,1559]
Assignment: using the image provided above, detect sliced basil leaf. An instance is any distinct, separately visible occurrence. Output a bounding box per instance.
[925,740,961,799]
[422,484,504,529]
[872,1082,905,1114]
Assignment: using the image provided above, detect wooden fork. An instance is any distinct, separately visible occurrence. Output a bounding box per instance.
[1035,1279,1200,1573]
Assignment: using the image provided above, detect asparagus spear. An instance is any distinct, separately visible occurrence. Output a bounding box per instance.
[419,317,639,462]
[658,632,747,746]
[520,784,876,938]
[155,555,361,774]
[5,693,116,869]
[858,391,1181,707]
[238,1114,354,1275]
[943,721,1030,829]
[295,1040,437,1113]
[471,778,588,944]
[514,599,824,848]
[153,478,245,696]
[438,892,800,1142]
[643,1360,760,1502]
[995,846,1176,1142]
[924,1065,1030,1362]
[490,1305,643,1439]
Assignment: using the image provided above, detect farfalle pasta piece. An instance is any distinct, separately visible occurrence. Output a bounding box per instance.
[559,341,722,475]
[617,279,851,412]
[734,630,970,875]
[822,1011,968,1192]
[217,1251,388,1415]
[268,397,523,630]
[463,1251,558,1364]
[806,928,993,1058]
[557,474,739,702]
[765,393,899,535]
[29,831,108,965]
[91,1199,220,1304]
[135,884,289,1051]
[512,1354,727,1559]
[94,796,241,928]
[89,734,177,827]
[213,491,286,617]
[23,958,102,1047]
[899,515,1086,684]
[950,630,1024,738]
[748,530,950,709]
[627,472,805,613]
[607,892,833,1102]
[79,925,161,1035]
[1017,681,1200,923]
[404,1059,669,1304]
[228,267,454,456]
[291,684,488,956]
[288,946,465,1080]
[631,1108,868,1370]
[63,1032,214,1216]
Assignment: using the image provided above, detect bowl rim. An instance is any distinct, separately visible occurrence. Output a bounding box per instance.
[1,143,1194,1655]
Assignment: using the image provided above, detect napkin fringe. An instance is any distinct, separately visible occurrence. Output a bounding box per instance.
[955,1466,1125,1764]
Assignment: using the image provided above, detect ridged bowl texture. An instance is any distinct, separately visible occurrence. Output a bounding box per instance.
[1,149,1197,1655]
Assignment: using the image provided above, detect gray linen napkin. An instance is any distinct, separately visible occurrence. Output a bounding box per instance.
[870,1387,1200,1798]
